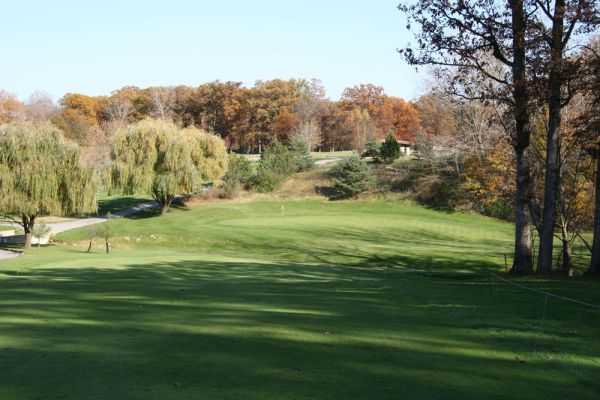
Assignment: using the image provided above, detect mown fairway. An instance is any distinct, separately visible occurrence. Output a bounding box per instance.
[1,200,599,399]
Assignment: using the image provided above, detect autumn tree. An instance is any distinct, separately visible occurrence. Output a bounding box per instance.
[149,87,176,120]
[530,0,599,274]
[414,93,458,137]
[0,122,97,248]
[341,84,420,143]
[0,91,25,123]
[108,86,153,121]
[53,93,102,143]
[346,108,378,153]
[293,79,326,150]
[110,119,228,214]
[25,91,56,121]
[578,39,600,274]
[190,81,245,138]
[454,100,505,158]
[320,101,354,151]
[103,94,133,127]
[528,97,595,274]
[400,0,537,273]
[341,84,386,116]
[556,119,594,273]
[379,96,421,142]
[170,85,197,126]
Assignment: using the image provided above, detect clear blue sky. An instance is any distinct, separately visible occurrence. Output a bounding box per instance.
[1,1,423,101]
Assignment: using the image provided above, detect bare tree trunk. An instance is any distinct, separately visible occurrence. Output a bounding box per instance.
[510,0,533,274]
[22,215,35,249]
[588,156,600,274]
[512,148,534,273]
[153,191,173,216]
[159,196,174,215]
[538,0,566,274]
[560,237,572,274]
[557,216,572,274]
[160,204,169,215]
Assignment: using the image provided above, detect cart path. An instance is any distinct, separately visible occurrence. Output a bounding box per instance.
[0,200,159,261]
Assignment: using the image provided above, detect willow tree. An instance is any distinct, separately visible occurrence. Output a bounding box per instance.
[0,122,97,248]
[110,119,228,214]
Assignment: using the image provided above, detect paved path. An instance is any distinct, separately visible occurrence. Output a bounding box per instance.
[0,200,159,261]
[0,249,20,261]
[46,201,159,234]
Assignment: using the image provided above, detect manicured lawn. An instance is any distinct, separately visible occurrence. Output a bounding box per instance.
[0,200,598,399]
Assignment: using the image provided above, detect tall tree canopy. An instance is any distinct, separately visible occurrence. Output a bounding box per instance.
[0,121,97,247]
[110,119,228,214]
[400,0,599,274]
[530,0,600,274]
[400,0,536,273]
[42,79,420,154]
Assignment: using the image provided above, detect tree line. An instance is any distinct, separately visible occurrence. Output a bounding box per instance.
[0,80,422,158]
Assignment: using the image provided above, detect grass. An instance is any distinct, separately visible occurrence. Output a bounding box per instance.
[239,151,355,163]
[311,150,355,161]
[0,199,599,399]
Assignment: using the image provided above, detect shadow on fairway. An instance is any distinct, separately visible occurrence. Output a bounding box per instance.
[98,196,153,216]
[97,195,190,219]
[0,255,598,399]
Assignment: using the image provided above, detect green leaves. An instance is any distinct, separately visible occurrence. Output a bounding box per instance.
[0,121,97,219]
[380,134,401,164]
[110,119,228,210]
[329,155,374,199]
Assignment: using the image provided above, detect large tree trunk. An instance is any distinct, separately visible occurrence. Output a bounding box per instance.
[153,191,174,216]
[160,204,169,215]
[22,215,35,249]
[160,196,173,215]
[588,156,600,274]
[538,0,566,274]
[512,147,534,273]
[510,0,533,274]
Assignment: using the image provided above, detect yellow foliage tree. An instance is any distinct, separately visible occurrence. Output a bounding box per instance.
[110,119,228,214]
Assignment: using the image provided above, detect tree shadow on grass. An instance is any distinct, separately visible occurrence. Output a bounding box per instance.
[0,242,23,253]
[98,196,153,216]
[0,255,598,399]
